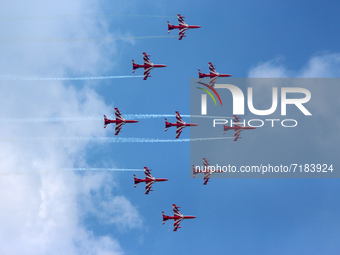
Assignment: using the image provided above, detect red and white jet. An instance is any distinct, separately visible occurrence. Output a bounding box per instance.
[224,115,256,141]
[162,204,196,231]
[104,108,138,135]
[165,111,198,138]
[198,62,231,86]
[133,167,168,195]
[167,14,201,40]
[192,158,223,185]
[132,52,167,80]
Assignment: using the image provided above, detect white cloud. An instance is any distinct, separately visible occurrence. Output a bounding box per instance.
[0,1,121,76]
[248,57,289,78]
[98,196,143,231]
[247,52,340,147]
[299,53,340,77]
[246,53,340,113]
[0,1,142,254]
[248,53,340,78]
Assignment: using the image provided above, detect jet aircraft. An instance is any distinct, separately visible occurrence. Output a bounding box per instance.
[132,52,166,80]
[165,111,198,138]
[103,108,138,135]
[133,167,168,194]
[198,62,231,86]
[224,115,256,141]
[162,204,196,231]
[167,14,201,40]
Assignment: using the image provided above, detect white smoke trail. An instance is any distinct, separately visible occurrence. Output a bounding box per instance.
[0,114,231,124]
[82,137,234,143]
[0,168,143,176]
[69,168,144,171]
[0,137,234,143]
[0,35,178,43]
[0,74,142,81]
[0,117,102,124]
[0,14,174,21]
[123,114,232,119]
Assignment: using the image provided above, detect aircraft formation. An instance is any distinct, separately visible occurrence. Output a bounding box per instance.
[102,14,256,231]
[103,110,255,141]
[104,108,197,138]
[133,167,194,230]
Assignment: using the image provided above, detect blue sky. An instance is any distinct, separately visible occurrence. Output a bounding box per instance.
[0,1,339,254]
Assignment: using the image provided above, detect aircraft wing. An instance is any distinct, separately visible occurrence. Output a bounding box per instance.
[143,52,152,65]
[115,122,124,136]
[143,67,152,80]
[172,204,182,217]
[115,108,124,122]
[233,115,242,126]
[177,14,186,25]
[173,218,182,231]
[209,62,218,75]
[178,27,187,40]
[234,129,242,141]
[144,167,153,179]
[210,76,218,87]
[175,111,185,124]
[203,173,211,185]
[203,158,209,168]
[203,158,211,185]
[175,125,185,139]
[145,181,154,194]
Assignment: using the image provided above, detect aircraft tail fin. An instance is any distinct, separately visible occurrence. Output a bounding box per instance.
[165,118,170,131]
[167,21,172,33]
[133,174,139,188]
[223,124,229,135]
[132,60,137,73]
[162,211,168,225]
[104,115,109,128]
[198,69,204,79]
[192,165,198,178]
